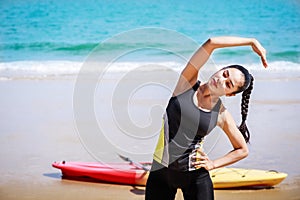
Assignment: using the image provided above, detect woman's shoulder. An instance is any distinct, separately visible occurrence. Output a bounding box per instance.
[217,102,236,128]
[172,78,200,97]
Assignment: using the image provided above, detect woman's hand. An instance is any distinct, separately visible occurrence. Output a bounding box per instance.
[251,39,268,68]
[192,148,215,171]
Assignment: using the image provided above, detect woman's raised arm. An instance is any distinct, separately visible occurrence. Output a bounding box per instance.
[173,37,267,96]
[204,36,267,67]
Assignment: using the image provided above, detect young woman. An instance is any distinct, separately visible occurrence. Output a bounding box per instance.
[145,36,268,200]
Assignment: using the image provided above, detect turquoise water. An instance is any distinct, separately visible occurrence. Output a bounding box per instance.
[0,0,299,74]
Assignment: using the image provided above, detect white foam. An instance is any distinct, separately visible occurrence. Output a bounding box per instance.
[245,61,300,71]
[0,60,299,80]
[0,61,81,78]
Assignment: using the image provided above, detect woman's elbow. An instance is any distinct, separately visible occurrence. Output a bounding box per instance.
[240,146,249,159]
[205,37,219,47]
[202,38,215,53]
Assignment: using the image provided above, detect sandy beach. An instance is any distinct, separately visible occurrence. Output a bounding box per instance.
[0,69,300,200]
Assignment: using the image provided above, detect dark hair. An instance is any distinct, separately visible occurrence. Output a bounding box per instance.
[222,65,254,143]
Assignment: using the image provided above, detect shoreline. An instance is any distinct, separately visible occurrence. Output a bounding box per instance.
[0,72,299,200]
[1,175,299,200]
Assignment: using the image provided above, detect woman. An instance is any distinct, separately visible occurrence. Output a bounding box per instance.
[145,36,268,200]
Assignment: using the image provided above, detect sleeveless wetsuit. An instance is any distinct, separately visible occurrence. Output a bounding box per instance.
[153,80,221,171]
[146,80,221,200]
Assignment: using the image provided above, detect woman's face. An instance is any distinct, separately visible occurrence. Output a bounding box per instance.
[208,68,245,96]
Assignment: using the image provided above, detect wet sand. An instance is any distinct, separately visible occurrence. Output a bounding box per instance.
[0,70,300,200]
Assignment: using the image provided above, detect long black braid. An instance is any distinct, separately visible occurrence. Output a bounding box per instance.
[238,76,254,143]
[222,65,254,143]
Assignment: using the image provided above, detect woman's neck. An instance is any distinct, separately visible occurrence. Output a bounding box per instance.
[195,83,220,110]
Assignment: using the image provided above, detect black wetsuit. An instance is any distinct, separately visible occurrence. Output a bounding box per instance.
[146,81,221,200]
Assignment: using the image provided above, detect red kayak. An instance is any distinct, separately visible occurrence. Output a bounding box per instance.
[52,161,287,188]
[52,161,150,186]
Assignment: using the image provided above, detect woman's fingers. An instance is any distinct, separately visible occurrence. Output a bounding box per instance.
[261,56,268,68]
[259,46,268,67]
[252,39,268,68]
[192,160,204,165]
[192,156,207,161]
[260,50,268,68]
[192,148,215,170]
[192,152,215,170]
[195,162,213,171]
[192,154,208,165]
[196,148,206,156]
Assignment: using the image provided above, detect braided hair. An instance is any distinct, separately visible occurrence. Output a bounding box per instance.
[222,65,254,143]
[238,76,254,143]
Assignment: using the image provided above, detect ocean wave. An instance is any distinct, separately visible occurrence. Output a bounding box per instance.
[1,41,196,62]
[0,41,193,53]
[215,50,300,63]
[0,60,300,80]
[1,42,98,53]
[0,60,182,79]
[3,42,299,56]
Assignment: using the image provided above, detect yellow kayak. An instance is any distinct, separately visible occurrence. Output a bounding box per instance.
[210,167,287,189]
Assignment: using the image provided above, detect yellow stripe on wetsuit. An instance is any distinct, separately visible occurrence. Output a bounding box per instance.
[153,119,165,163]
[153,114,169,167]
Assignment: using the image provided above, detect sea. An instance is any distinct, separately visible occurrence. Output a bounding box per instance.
[0,0,299,79]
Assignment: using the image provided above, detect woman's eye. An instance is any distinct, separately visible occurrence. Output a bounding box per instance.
[223,70,228,78]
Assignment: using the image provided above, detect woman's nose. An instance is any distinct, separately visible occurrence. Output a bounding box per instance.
[219,76,227,83]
